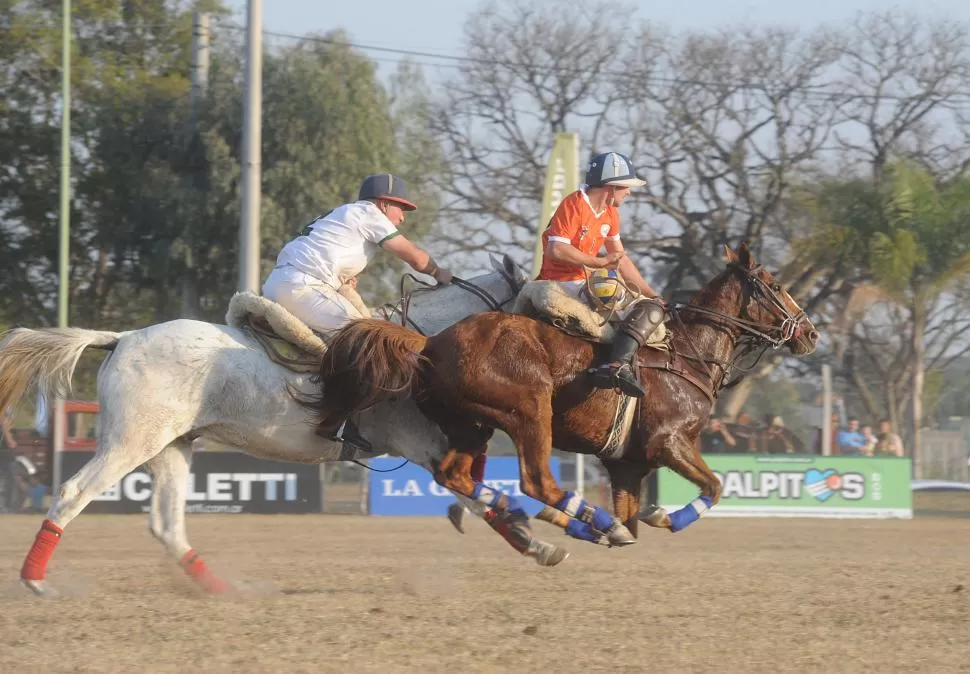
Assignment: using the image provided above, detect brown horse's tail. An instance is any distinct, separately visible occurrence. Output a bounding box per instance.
[302,319,429,431]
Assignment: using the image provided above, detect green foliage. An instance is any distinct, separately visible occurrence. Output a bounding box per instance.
[799,161,970,304]
[0,7,443,333]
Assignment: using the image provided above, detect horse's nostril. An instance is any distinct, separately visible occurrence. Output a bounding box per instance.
[808,330,819,343]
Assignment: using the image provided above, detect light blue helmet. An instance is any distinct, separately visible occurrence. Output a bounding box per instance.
[585,152,647,189]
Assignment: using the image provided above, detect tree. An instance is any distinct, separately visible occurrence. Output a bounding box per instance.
[424,2,970,421]
[804,162,970,473]
[1,10,442,331]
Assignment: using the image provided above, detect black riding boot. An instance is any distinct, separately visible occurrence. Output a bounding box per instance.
[590,299,665,398]
[590,332,647,397]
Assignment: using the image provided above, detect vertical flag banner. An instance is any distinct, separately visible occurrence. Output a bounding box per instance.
[531,133,580,278]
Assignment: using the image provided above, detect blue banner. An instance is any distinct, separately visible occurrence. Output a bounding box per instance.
[368,456,560,516]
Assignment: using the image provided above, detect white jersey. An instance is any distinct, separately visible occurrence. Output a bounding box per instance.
[275,201,400,288]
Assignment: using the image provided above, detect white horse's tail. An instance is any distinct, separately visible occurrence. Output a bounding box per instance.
[0,327,126,414]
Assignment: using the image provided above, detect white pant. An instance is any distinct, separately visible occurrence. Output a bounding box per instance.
[262,266,363,333]
[554,278,641,319]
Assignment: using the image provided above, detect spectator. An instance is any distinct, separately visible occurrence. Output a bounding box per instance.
[837,417,866,455]
[701,416,737,453]
[731,412,756,452]
[874,419,905,457]
[764,415,795,454]
[860,424,878,456]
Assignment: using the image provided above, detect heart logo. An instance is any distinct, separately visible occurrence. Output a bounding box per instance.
[804,469,838,501]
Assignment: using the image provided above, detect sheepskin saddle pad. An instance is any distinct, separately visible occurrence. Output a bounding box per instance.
[225,285,370,373]
[511,280,668,345]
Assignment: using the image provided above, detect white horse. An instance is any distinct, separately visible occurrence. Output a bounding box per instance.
[0,256,569,597]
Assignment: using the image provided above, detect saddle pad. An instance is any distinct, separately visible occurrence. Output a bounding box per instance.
[512,280,667,345]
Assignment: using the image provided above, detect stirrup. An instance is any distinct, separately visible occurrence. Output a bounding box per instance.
[591,363,646,398]
[329,420,373,451]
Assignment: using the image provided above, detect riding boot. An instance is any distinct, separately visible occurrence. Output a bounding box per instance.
[590,299,665,398]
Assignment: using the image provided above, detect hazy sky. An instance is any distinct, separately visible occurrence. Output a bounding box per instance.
[224,0,970,59]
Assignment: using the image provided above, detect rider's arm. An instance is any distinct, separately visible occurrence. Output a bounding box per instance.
[604,238,660,298]
[381,235,451,284]
[545,241,614,269]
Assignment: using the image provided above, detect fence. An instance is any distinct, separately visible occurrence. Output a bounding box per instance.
[919,430,970,483]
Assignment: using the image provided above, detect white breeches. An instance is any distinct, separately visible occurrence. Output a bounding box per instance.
[262,266,364,332]
[553,279,641,319]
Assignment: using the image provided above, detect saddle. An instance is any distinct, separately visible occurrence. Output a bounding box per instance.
[224,284,371,373]
[511,280,670,460]
[511,280,668,346]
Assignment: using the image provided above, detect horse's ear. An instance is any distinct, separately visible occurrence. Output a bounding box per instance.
[723,245,739,264]
[737,242,756,270]
[501,253,517,278]
[493,253,528,288]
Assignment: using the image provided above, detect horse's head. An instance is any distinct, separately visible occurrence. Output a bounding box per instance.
[374,254,526,335]
[723,243,819,356]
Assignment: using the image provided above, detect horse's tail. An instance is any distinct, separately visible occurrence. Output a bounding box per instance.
[0,327,126,414]
[302,319,429,431]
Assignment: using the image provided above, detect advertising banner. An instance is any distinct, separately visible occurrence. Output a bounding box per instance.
[531,132,580,277]
[368,456,559,517]
[59,450,322,514]
[658,455,912,519]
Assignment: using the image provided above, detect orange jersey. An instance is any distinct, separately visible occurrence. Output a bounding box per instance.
[537,189,621,282]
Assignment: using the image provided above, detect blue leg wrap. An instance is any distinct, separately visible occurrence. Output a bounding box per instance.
[471,482,503,508]
[557,491,615,537]
[565,519,602,542]
[668,495,713,533]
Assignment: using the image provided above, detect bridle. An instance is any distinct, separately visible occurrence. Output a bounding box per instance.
[376,264,522,336]
[668,263,809,394]
[675,263,806,349]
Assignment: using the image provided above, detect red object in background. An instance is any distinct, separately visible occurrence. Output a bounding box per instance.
[10,400,101,486]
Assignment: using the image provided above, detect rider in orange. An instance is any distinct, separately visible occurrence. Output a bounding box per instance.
[447,152,663,537]
[537,151,663,397]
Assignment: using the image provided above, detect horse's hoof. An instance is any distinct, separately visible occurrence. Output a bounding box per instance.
[447,503,466,534]
[640,505,670,529]
[21,579,56,597]
[530,541,570,567]
[606,521,637,547]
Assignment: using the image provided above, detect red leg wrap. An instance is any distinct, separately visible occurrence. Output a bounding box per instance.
[20,519,63,582]
[471,454,487,483]
[179,550,231,594]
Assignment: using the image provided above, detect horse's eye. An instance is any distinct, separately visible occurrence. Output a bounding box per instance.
[772,283,782,292]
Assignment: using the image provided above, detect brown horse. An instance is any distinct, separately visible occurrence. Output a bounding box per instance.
[308,244,819,550]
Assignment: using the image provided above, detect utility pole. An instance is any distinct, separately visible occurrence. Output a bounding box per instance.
[189,12,210,121]
[239,0,262,293]
[821,364,832,456]
[53,0,72,496]
[181,11,210,318]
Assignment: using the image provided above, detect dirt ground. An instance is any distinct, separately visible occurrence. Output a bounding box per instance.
[0,514,968,674]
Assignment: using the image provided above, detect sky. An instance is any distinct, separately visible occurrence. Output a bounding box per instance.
[223,0,970,61]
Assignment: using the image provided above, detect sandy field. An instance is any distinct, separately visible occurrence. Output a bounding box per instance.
[0,514,968,674]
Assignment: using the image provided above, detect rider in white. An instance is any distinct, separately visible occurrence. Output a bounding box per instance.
[263,173,452,332]
[262,173,452,448]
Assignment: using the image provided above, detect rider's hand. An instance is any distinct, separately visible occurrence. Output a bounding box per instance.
[599,251,625,268]
[435,268,454,285]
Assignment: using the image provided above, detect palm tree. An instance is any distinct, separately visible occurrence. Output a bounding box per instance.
[800,161,970,475]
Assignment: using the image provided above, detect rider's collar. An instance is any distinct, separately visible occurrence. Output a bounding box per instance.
[579,184,608,218]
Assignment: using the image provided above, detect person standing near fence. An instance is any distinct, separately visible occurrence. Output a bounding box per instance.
[875,419,905,457]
